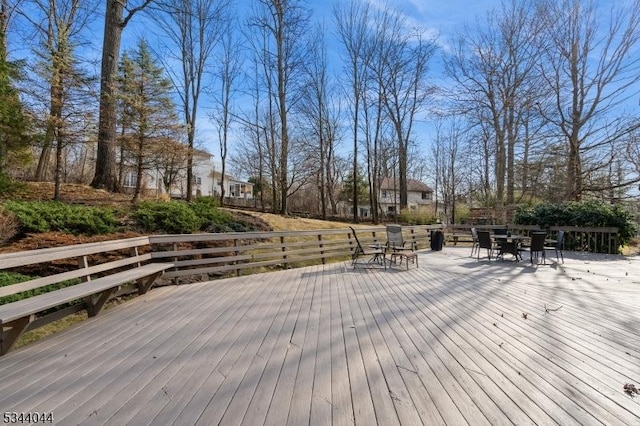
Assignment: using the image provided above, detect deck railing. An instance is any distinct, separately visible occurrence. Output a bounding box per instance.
[149,226,432,280]
[0,224,624,352]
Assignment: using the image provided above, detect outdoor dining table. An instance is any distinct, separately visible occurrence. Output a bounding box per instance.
[493,234,527,261]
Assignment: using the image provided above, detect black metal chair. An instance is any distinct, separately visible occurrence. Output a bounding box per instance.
[490,228,509,258]
[525,232,547,264]
[545,230,565,263]
[386,224,418,269]
[349,226,386,269]
[477,230,497,261]
[493,228,508,236]
[470,227,480,257]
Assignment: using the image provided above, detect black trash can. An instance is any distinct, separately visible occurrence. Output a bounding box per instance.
[430,230,444,251]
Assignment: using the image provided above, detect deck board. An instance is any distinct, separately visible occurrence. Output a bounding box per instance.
[1,247,639,425]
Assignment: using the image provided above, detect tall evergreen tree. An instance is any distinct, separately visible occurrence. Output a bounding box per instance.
[0,0,29,177]
[118,38,180,202]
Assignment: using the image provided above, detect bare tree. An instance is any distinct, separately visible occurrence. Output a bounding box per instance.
[92,0,152,191]
[444,0,545,219]
[211,16,242,205]
[334,0,371,222]
[538,0,640,200]
[152,0,229,201]
[24,0,96,184]
[298,23,341,218]
[154,139,190,193]
[375,10,436,211]
[245,21,280,211]
[433,120,465,223]
[248,0,309,215]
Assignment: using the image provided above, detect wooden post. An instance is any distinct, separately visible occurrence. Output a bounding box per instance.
[318,234,325,264]
[172,242,179,284]
[130,247,141,267]
[234,239,241,277]
[78,255,91,282]
[280,236,288,268]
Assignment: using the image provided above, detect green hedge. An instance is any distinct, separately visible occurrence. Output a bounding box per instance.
[133,198,255,234]
[3,201,119,235]
[133,200,201,234]
[513,200,637,248]
[133,197,254,234]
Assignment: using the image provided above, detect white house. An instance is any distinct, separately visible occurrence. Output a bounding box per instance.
[122,148,253,200]
[337,177,433,218]
[378,177,433,214]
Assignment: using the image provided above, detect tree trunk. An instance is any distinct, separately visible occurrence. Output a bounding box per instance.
[567,132,581,200]
[277,19,288,216]
[53,131,63,201]
[92,0,123,191]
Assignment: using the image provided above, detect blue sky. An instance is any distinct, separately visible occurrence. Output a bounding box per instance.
[11,0,498,175]
[121,0,498,157]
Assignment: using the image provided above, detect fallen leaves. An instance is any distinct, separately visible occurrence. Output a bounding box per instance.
[624,383,639,397]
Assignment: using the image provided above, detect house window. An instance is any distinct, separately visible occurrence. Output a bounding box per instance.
[421,191,429,200]
[387,206,395,213]
[230,183,241,197]
[382,191,387,198]
[195,176,202,185]
[123,172,137,188]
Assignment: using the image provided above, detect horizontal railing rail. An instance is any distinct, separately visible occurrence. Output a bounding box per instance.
[440,224,619,254]
[0,223,622,354]
[149,226,432,279]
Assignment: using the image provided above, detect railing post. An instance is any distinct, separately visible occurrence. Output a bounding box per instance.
[318,234,325,264]
[130,247,141,267]
[234,238,241,277]
[77,255,90,282]
[280,236,288,268]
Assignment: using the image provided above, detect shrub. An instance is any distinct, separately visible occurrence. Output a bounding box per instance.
[189,197,230,227]
[0,173,25,196]
[0,207,19,245]
[398,207,438,225]
[133,200,201,234]
[3,201,118,235]
[513,200,637,248]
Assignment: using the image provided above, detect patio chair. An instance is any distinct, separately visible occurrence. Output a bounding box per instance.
[523,232,547,264]
[349,226,386,269]
[477,230,498,261]
[386,224,418,269]
[492,228,508,253]
[470,227,480,257]
[493,228,508,236]
[545,230,565,263]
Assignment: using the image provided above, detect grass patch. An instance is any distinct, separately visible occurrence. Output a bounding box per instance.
[15,311,89,349]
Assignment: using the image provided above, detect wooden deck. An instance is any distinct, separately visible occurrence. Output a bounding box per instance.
[1,247,639,425]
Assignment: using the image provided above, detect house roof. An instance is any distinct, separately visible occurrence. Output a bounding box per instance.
[212,170,252,185]
[193,148,213,159]
[380,177,433,193]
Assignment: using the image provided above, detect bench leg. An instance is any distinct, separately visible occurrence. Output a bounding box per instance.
[1,316,33,355]
[85,288,118,317]
[136,271,163,295]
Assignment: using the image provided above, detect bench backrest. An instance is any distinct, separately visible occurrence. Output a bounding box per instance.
[0,237,152,301]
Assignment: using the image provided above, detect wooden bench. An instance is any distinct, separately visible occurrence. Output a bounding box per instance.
[0,237,173,355]
[445,233,475,245]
